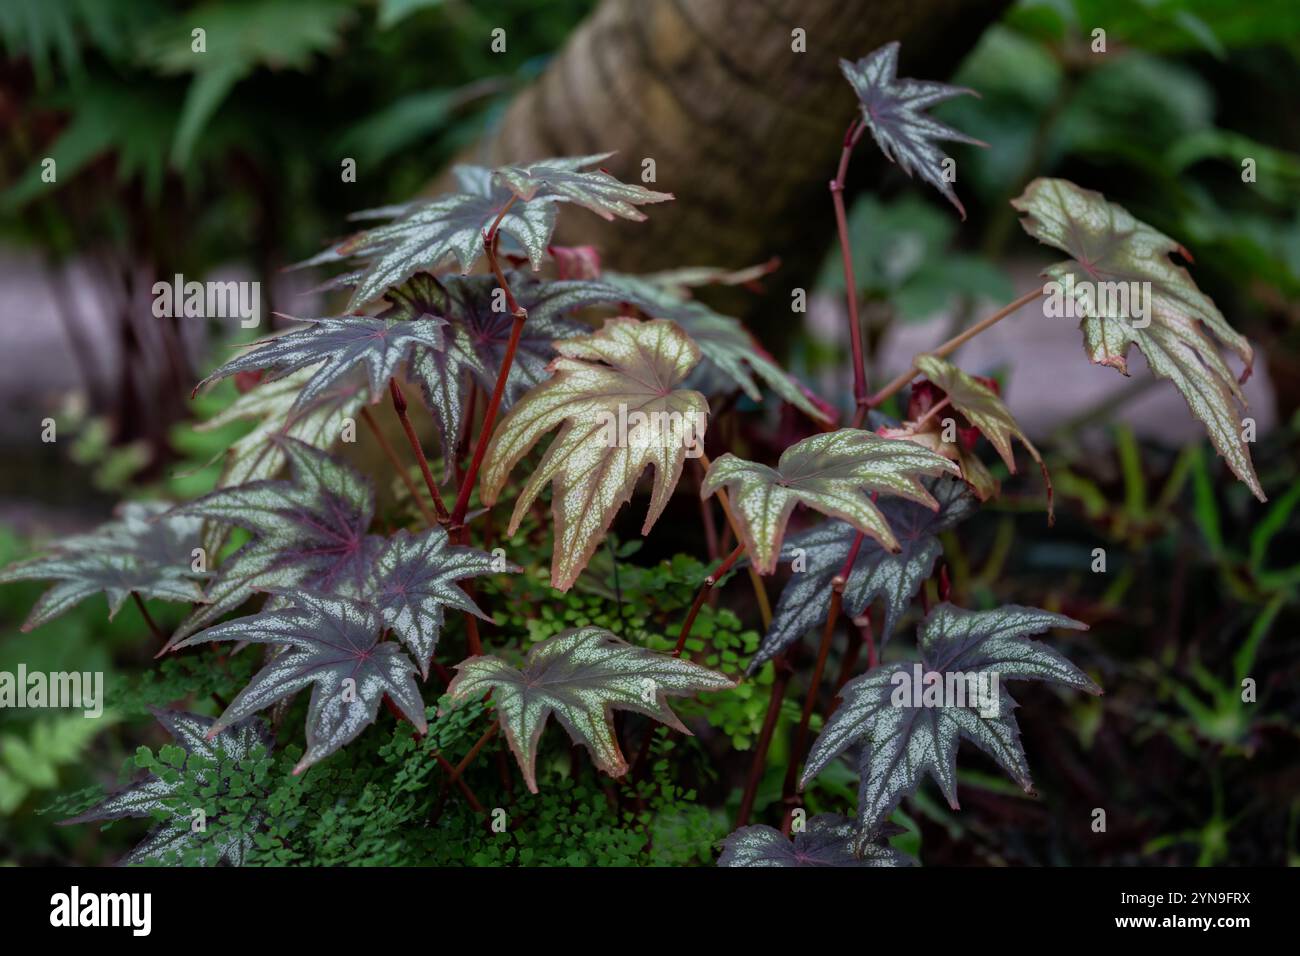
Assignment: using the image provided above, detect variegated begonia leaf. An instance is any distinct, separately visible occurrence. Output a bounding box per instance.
[701,429,959,575]
[61,709,271,866]
[302,162,558,310]
[1012,177,1264,500]
[717,814,913,867]
[193,313,445,412]
[912,354,1053,520]
[0,502,206,631]
[493,152,673,221]
[366,527,513,679]
[164,438,378,647]
[801,602,1101,848]
[751,475,976,674]
[480,318,709,591]
[841,41,985,218]
[443,626,734,792]
[600,271,833,424]
[391,271,645,468]
[172,591,426,774]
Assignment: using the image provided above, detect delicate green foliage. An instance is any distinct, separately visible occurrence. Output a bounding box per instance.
[718,814,913,867]
[443,626,734,792]
[801,603,1100,847]
[395,271,644,466]
[493,152,673,221]
[1012,177,1263,500]
[753,476,977,673]
[480,318,709,590]
[311,163,557,310]
[914,354,1053,520]
[0,502,206,631]
[841,41,985,218]
[138,0,356,165]
[246,696,726,866]
[173,591,426,774]
[165,438,375,645]
[702,429,959,574]
[601,270,832,423]
[62,709,272,866]
[194,313,445,412]
[0,712,115,815]
[366,527,510,678]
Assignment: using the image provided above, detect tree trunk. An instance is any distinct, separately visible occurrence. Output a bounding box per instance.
[444,0,1009,335]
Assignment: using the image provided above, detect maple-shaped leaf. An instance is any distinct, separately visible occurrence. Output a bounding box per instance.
[366,527,511,679]
[443,626,734,792]
[1012,177,1264,500]
[841,42,985,218]
[718,814,913,867]
[493,153,673,221]
[392,271,635,466]
[912,354,1052,519]
[164,438,377,646]
[480,318,709,591]
[801,602,1101,846]
[701,429,959,575]
[172,591,426,773]
[193,313,445,412]
[61,709,271,866]
[752,476,976,674]
[600,271,833,424]
[0,502,206,631]
[304,163,558,310]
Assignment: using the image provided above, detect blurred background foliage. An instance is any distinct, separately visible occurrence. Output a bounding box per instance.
[0,0,1298,865]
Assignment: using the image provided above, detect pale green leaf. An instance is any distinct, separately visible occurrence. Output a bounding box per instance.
[443,626,733,792]
[701,429,959,574]
[480,318,709,591]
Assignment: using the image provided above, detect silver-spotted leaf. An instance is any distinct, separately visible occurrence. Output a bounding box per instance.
[717,814,913,867]
[443,626,734,792]
[701,429,959,575]
[801,603,1100,847]
[61,709,271,866]
[0,502,206,631]
[1012,177,1263,500]
[752,476,976,674]
[600,271,833,423]
[493,153,673,221]
[194,313,445,412]
[306,162,557,309]
[913,354,1053,520]
[366,527,512,678]
[172,591,426,773]
[480,318,709,590]
[165,438,377,646]
[841,42,985,218]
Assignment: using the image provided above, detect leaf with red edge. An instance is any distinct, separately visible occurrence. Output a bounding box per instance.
[443,626,733,792]
[479,318,709,591]
[1013,177,1263,501]
[701,429,959,575]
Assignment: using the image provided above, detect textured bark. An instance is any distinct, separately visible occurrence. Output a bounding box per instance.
[443,0,1009,333]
